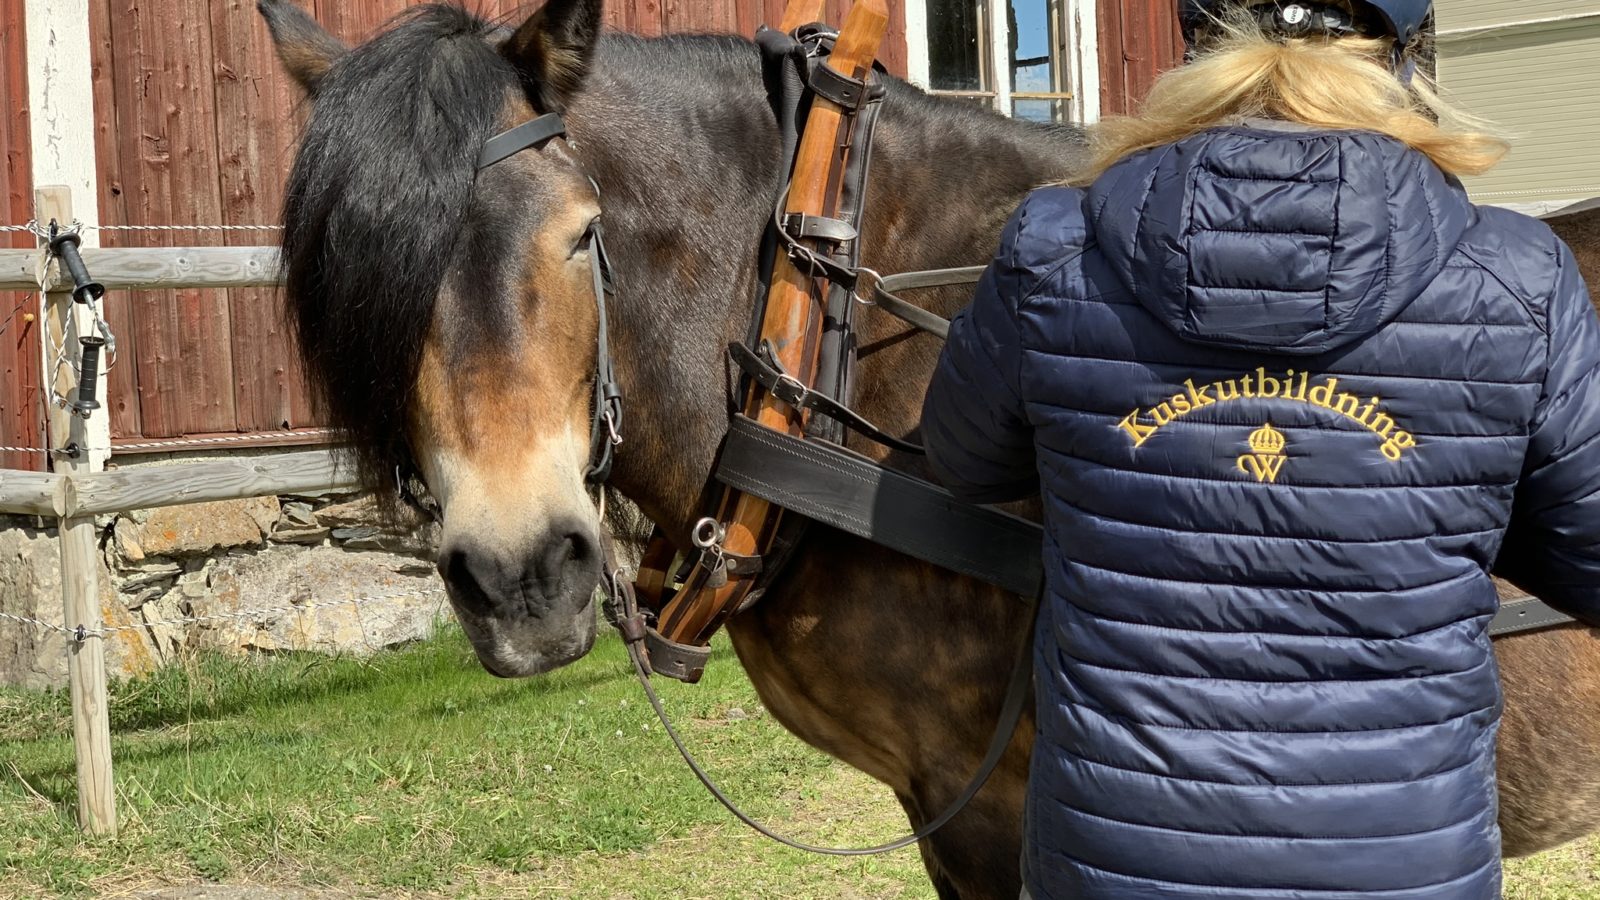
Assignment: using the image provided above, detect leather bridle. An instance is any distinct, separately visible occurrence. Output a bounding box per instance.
[475,112,623,487]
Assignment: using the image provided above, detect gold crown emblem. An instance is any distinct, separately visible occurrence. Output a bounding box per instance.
[1248,423,1286,456]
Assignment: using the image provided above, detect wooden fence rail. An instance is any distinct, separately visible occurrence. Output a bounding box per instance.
[0,246,282,292]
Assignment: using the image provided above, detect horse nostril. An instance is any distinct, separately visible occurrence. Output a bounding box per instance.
[438,546,495,615]
[536,522,599,595]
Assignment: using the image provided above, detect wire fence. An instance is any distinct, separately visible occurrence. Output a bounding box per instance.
[0,220,283,235]
[0,429,339,457]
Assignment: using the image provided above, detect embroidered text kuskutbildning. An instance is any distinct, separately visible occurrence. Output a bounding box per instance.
[1116,367,1417,461]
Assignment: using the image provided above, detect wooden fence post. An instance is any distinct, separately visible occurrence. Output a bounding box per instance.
[37,185,117,836]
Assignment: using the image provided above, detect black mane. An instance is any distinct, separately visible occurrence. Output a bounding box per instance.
[281,4,519,488]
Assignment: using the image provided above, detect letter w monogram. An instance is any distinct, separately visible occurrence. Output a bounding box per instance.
[1237,453,1287,483]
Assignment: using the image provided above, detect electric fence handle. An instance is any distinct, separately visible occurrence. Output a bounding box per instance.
[47,228,109,416]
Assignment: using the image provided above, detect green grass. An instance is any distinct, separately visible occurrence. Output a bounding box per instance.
[3,627,1599,899]
[0,627,932,898]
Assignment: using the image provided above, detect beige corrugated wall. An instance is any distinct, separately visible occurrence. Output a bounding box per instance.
[1437,2,1600,211]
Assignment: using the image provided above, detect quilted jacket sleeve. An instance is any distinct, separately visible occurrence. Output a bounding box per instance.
[921,196,1046,505]
[1498,239,1600,626]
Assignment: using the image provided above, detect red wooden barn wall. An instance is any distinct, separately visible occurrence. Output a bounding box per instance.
[82,0,905,447]
[0,6,41,472]
[1098,0,1184,117]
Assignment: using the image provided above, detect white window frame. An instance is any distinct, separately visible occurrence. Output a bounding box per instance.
[904,0,1100,124]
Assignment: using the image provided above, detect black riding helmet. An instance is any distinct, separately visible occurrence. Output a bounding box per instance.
[1180,0,1431,48]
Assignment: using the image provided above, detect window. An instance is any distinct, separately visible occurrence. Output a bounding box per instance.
[909,0,1099,123]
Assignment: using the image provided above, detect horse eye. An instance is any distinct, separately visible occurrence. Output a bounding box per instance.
[571,218,600,258]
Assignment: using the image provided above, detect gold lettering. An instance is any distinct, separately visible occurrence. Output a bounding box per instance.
[1255,367,1281,399]
[1369,413,1394,438]
[1334,392,1361,418]
[1171,393,1192,415]
[1238,453,1288,483]
[1296,371,1310,401]
[1308,377,1339,408]
[1151,403,1178,426]
[1357,397,1379,426]
[1218,379,1241,401]
[1119,410,1157,446]
[1241,374,1256,398]
[1185,379,1216,409]
[1381,431,1416,461]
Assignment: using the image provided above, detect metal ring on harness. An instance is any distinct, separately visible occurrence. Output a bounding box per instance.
[692,517,726,550]
[852,266,882,306]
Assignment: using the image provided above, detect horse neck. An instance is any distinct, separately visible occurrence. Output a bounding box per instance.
[862,86,1085,283]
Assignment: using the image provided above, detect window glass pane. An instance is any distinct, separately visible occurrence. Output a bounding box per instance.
[1012,98,1062,123]
[1008,0,1067,121]
[1009,0,1051,92]
[928,0,987,92]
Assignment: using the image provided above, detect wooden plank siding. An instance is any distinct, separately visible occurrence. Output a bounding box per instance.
[0,3,42,472]
[73,0,904,450]
[1097,0,1184,116]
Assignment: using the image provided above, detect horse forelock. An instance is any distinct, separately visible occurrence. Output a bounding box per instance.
[281,4,521,493]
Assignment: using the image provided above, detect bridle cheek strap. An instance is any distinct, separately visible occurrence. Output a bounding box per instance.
[476,113,623,485]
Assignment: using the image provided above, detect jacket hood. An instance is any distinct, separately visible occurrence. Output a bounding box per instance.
[1086,125,1474,355]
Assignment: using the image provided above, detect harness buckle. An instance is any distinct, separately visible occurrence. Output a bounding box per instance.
[772,372,810,409]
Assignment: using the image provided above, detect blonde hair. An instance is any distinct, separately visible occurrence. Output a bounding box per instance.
[1074,18,1509,184]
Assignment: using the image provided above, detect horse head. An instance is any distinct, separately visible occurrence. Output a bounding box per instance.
[261,0,612,677]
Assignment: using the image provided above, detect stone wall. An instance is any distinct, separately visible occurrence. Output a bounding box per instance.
[0,488,446,690]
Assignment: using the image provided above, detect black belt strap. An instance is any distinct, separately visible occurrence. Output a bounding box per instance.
[1490,595,1577,637]
[715,415,1042,597]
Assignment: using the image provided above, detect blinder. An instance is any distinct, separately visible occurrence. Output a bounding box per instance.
[475,112,623,485]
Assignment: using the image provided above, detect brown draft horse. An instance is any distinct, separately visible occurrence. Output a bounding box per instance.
[258,1,1600,895]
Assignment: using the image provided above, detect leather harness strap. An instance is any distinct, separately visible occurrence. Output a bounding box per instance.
[728,341,925,455]
[632,17,892,681]
[1491,595,1578,637]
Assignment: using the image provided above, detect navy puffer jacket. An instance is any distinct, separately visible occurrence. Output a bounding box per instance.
[922,125,1600,900]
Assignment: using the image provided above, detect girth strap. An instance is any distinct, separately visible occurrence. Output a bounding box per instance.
[714,414,1043,597]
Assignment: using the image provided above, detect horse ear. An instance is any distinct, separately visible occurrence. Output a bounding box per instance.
[502,0,603,112]
[258,0,347,94]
